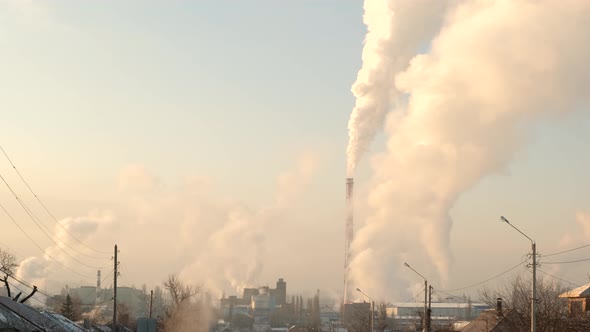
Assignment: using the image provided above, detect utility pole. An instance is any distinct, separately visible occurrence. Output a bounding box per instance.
[531,241,537,332]
[113,244,118,332]
[371,300,374,332]
[499,216,536,332]
[427,285,432,332]
[423,280,427,332]
[149,290,154,318]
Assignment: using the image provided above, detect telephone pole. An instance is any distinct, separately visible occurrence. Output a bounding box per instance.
[113,244,118,332]
[423,280,427,332]
[531,241,537,332]
[427,285,432,332]
[149,290,154,318]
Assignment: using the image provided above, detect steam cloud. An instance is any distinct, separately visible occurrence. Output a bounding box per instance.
[346,0,450,175]
[14,152,320,296]
[349,0,590,299]
[181,152,320,295]
[16,212,115,290]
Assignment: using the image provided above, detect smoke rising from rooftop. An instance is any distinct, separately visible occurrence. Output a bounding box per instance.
[349,0,590,299]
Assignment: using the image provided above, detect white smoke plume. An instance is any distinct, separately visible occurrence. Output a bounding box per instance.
[180,151,320,295]
[16,212,115,290]
[350,0,590,299]
[12,151,321,296]
[346,0,450,175]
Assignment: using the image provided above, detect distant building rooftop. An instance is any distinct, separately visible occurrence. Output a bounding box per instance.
[559,283,590,298]
[390,302,489,308]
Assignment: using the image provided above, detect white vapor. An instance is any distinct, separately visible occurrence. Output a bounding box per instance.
[16,212,115,290]
[346,0,450,175]
[349,0,590,299]
[180,151,320,295]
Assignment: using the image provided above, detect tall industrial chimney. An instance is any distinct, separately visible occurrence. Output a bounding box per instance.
[343,178,354,307]
[97,270,101,289]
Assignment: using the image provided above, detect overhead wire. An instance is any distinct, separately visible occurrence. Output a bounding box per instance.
[541,257,590,265]
[401,289,425,303]
[0,172,110,269]
[78,269,115,304]
[542,242,590,258]
[0,200,93,280]
[438,258,527,293]
[4,277,49,308]
[0,145,109,255]
[535,268,582,286]
[433,289,466,302]
[10,274,53,299]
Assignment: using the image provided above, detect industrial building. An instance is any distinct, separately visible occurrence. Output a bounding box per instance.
[220,278,288,326]
[387,301,491,330]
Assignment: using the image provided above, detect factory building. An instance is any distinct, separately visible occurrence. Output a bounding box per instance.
[219,278,288,327]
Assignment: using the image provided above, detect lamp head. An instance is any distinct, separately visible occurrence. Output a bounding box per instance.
[500,216,509,223]
[356,288,361,292]
[404,262,410,268]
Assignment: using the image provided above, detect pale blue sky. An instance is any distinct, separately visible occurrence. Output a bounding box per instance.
[1,1,590,297]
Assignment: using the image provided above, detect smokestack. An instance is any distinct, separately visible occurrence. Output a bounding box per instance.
[97,270,101,289]
[496,298,503,317]
[96,270,101,304]
[343,178,354,307]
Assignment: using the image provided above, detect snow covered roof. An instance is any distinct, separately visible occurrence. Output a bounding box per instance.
[0,296,89,331]
[559,283,590,298]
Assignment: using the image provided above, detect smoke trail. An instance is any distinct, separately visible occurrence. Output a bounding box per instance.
[350,0,590,299]
[346,0,450,175]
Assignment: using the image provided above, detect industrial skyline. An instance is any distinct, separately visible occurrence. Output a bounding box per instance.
[1,0,590,313]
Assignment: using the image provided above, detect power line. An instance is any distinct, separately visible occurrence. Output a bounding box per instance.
[9,282,47,308]
[9,274,52,299]
[0,145,109,255]
[541,257,590,265]
[0,173,109,269]
[78,269,115,304]
[543,243,590,258]
[0,200,93,280]
[438,259,527,293]
[401,289,425,303]
[536,268,582,286]
[432,289,465,302]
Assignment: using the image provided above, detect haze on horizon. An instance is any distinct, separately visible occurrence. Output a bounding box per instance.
[1,0,590,304]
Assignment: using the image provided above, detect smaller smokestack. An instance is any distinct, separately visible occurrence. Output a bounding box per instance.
[496,297,503,316]
[97,270,101,289]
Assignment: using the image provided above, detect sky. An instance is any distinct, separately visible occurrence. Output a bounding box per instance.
[1,0,590,303]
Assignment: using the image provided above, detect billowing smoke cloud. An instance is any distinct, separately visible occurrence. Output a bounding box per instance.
[13,151,321,296]
[16,212,115,290]
[180,152,320,295]
[346,0,450,175]
[350,0,590,299]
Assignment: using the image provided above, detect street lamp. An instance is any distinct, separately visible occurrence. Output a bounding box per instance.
[404,263,428,332]
[356,288,374,332]
[500,216,536,332]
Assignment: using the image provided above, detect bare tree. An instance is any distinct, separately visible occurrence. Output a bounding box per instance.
[0,248,18,276]
[163,274,200,307]
[161,274,210,332]
[479,274,590,332]
[375,302,394,332]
